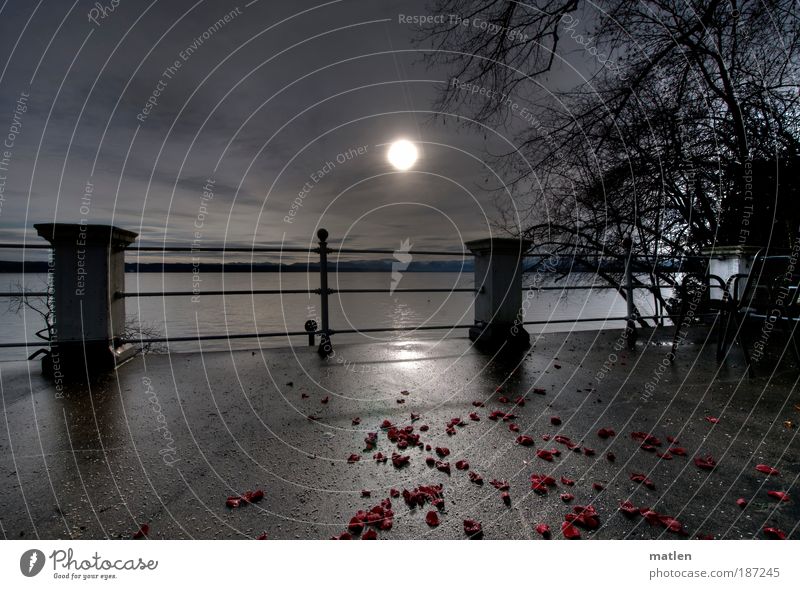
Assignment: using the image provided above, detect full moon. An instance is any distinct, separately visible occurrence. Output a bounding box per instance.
[387,139,418,170]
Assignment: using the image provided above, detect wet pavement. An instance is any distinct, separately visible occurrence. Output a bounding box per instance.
[1,326,798,540]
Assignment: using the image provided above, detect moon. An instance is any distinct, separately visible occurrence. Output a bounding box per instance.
[387,139,418,170]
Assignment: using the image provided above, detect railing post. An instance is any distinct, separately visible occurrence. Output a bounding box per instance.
[316,228,333,357]
[33,223,138,378]
[623,236,638,350]
[466,236,532,351]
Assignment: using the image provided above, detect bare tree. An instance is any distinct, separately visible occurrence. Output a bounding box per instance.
[422,1,800,321]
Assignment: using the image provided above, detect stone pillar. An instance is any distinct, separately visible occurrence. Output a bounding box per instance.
[701,245,761,300]
[34,223,138,377]
[466,237,532,350]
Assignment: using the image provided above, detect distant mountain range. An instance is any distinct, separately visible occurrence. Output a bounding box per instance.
[0,259,474,273]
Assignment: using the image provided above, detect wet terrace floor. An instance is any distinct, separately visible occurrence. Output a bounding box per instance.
[1,327,798,540]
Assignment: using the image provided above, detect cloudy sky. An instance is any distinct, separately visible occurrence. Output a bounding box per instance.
[0,0,588,261]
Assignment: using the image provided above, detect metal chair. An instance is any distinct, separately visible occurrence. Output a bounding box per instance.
[670,272,730,360]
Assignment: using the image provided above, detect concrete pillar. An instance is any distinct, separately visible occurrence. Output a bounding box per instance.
[34,223,138,377]
[701,245,760,300]
[466,237,532,350]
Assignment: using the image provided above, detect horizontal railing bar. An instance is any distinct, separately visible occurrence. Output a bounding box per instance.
[121,288,479,297]
[122,330,310,344]
[128,246,314,253]
[331,248,469,256]
[0,244,50,249]
[0,291,49,297]
[0,341,46,348]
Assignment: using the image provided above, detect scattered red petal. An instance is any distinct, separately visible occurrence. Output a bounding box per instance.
[767,491,790,502]
[501,491,511,505]
[490,479,510,491]
[347,454,361,464]
[630,472,655,489]
[362,528,378,540]
[560,476,575,486]
[226,497,241,509]
[132,524,149,539]
[535,523,551,538]
[550,416,562,426]
[468,471,484,484]
[514,396,526,406]
[592,482,604,491]
[463,519,483,538]
[435,447,450,457]
[256,532,268,540]
[619,501,639,517]
[666,435,678,444]
[606,452,616,462]
[509,423,520,433]
[533,387,547,395]
[472,401,485,407]
[542,434,551,442]
[736,498,747,508]
[763,526,787,539]
[498,396,510,404]
[410,412,420,421]
[561,521,581,539]
[361,489,371,497]
[426,511,440,527]
[243,489,264,503]
[536,449,554,461]
[597,427,616,439]
[756,464,780,476]
[553,364,562,369]
[516,435,534,446]
[705,416,719,424]
[436,461,451,474]
[351,417,361,425]
[656,452,673,460]
[469,412,480,421]
[630,431,661,446]
[331,532,352,540]
[348,517,364,534]
[419,425,429,432]
[391,453,410,468]
[301,393,309,399]
[668,446,687,457]
[455,459,469,470]
[694,455,717,470]
[321,396,329,404]
[560,493,574,502]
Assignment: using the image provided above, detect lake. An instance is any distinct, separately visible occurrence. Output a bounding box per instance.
[0,272,663,361]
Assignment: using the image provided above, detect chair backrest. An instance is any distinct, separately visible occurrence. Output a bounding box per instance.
[739,250,800,314]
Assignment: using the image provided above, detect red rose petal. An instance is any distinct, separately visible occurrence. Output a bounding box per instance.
[331,532,352,540]
[666,435,677,444]
[351,417,361,425]
[561,521,581,539]
[469,412,480,421]
[536,449,554,461]
[756,464,780,476]
[347,454,361,464]
[560,493,574,502]
[516,435,535,446]
[592,482,604,491]
[533,387,547,395]
[498,396,510,404]
[694,455,717,470]
[509,423,521,432]
[455,459,469,470]
[490,479,510,491]
[419,425,429,432]
[550,416,562,426]
[435,447,450,457]
[463,519,483,538]
[472,401,485,407]
[348,517,364,534]
[767,491,790,502]
[630,472,655,489]
[582,447,595,456]
[705,416,719,424]
[436,461,451,474]
[514,396,526,406]
[132,524,149,539]
[243,489,264,503]
[361,528,378,540]
[736,498,747,508]
[391,453,410,468]
[560,476,575,486]
[619,501,639,517]
[361,489,371,497]
[656,451,673,460]
[226,497,241,509]
[256,532,268,540]
[763,526,787,539]
[630,432,662,446]
[606,452,616,462]
[501,491,511,505]
[468,471,484,484]
[669,446,687,457]
[597,427,616,439]
[426,510,440,527]
[535,523,551,538]
[321,396,329,404]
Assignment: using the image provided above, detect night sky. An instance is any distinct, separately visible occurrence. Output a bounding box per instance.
[0,0,588,260]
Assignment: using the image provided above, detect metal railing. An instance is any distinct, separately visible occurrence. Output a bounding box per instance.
[0,228,718,353]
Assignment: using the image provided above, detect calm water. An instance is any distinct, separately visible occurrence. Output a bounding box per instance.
[0,272,661,361]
